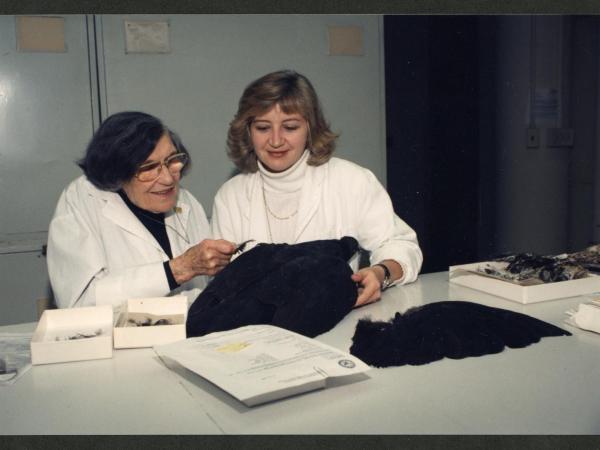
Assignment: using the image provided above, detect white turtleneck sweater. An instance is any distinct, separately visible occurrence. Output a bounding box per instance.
[257,150,309,243]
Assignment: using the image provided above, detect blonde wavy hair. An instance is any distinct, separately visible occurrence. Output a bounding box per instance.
[227,70,339,173]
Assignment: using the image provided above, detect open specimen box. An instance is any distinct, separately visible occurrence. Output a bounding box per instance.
[449,261,600,304]
[31,305,113,365]
[113,296,187,349]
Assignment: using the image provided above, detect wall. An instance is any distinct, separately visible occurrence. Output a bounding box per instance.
[494,16,572,255]
[0,16,94,236]
[0,15,94,325]
[494,16,600,256]
[570,17,598,250]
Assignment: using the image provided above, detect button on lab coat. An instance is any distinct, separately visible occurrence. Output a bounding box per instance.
[47,176,210,308]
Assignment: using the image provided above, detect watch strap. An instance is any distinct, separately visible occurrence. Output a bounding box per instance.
[374,263,392,291]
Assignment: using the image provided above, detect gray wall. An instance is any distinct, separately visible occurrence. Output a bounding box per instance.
[0,15,94,324]
[494,16,600,257]
[0,15,94,236]
[0,14,386,325]
[494,16,588,256]
[571,16,598,250]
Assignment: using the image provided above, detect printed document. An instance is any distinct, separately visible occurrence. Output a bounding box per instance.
[154,325,370,406]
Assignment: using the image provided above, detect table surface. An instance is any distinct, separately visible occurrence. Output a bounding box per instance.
[1,271,599,435]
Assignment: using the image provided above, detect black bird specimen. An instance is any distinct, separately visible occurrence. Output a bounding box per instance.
[350,301,571,367]
[186,237,359,338]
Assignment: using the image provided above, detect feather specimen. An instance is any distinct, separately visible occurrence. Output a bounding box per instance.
[350,301,571,367]
[186,237,359,338]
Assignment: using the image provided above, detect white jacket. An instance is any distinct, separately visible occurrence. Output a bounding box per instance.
[47,175,210,308]
[211,157,423,284]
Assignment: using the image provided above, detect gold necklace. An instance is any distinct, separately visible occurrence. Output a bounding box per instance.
[260,180,298,220]
[260,176,298,244]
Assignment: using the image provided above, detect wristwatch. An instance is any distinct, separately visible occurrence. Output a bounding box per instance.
[374,263,392,291]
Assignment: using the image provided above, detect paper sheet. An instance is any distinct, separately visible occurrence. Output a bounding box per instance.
[154,325,370,406]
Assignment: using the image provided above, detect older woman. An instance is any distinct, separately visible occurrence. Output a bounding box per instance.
[47,111,235,308]
[211,70,423,306]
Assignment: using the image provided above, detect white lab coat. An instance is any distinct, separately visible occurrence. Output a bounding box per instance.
[47,175,210,308]
[211,157,423,285]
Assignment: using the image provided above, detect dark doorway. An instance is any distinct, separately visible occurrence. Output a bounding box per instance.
[384,16,496,273]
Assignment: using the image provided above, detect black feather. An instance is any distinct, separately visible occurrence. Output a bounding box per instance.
[186,237,359,338]
[350,301,571,367]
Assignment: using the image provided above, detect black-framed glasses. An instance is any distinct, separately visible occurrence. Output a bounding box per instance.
[135,152,188,182]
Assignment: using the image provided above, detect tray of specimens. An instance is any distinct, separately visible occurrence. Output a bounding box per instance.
[449,245,600,304]
[31,305,113,365]
[113,296,187,349]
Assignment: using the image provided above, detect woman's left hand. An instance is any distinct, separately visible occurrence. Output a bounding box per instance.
[351,267,382,307]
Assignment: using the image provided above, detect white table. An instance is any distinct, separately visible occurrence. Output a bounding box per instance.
[1,271,599,435]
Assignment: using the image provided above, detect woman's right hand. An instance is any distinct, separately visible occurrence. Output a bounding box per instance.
[169,239,236,284]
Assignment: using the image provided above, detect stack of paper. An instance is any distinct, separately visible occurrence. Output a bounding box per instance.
[154,325,370,406]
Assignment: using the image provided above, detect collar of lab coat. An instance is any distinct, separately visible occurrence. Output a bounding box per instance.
[244,160,327,244]
[98,188,191,254]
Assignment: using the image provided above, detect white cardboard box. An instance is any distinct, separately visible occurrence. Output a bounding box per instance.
[31,305,113,365]
[113,296,187,349]
[449,262,600,304]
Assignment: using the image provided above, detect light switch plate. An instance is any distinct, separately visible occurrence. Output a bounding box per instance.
[546,128,574,148]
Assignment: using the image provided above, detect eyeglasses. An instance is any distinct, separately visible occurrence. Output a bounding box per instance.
[135,152,188,182]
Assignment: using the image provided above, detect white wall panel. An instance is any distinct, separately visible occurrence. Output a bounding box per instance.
[0,15,95,236]
[0,15,95,325]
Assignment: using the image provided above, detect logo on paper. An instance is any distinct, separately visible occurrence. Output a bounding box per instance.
[338,359,355,369]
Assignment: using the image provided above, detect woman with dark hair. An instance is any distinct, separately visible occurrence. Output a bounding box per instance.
[47,111,235,308]
[212,70,423,307]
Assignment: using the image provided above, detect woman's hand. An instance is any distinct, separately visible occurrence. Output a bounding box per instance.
[169,239,236,284]
[351,267,383,307]
[351,260,404,307]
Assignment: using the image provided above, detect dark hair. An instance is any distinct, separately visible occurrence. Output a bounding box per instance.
[77,111,190,191]
[227,70,338,173]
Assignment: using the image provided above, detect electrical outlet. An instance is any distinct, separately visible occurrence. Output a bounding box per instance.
[527,128,539,148]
